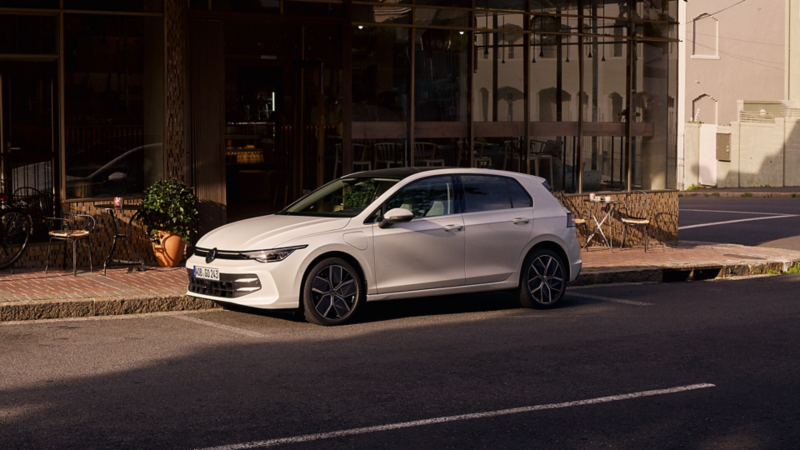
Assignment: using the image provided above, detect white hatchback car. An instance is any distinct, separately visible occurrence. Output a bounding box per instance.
[186,168,582,325]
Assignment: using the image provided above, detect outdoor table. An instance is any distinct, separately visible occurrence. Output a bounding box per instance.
[584,198,621,252]
[94,203,147,274]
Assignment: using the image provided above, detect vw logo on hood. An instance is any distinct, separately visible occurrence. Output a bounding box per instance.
[206,248,218,264]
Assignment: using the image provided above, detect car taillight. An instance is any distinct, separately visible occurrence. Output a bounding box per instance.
[567,212,576,228]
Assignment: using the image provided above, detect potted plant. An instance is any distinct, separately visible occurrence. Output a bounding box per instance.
[141,178,199,267]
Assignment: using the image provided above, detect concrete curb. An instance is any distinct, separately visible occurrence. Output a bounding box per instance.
[2,258,798,322]
[680,191,800,198]
[0,294,220,322]
[574,259,797,286]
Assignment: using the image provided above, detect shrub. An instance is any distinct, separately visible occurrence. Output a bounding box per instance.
[141,178,199,242]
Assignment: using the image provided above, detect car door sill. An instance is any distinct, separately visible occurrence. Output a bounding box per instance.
[368,280,518,301]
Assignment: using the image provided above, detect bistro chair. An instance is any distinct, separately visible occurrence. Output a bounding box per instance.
[334,143,372,177]
[472,142,492,168]
[375,142,401,168]
[45,213,96,276]
[413,142,443,166]
[620,190,653,252]
[571,206,593,248]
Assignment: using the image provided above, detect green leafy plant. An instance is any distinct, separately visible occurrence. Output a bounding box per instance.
[141,178,199,242]
[787,263,800,274]
[686,184,701,191]
[343,182,377,208]
[741,192,753,197]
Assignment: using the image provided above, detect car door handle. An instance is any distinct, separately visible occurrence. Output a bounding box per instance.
[443,224,463,232]
[512,218,530,224]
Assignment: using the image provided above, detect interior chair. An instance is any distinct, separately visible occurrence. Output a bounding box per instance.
[620,190,653,252]
[45,213,96,276]
[503,140,521,171]
[413,142,443,166]
[334,143,372,177]
[375,143,401,168]
[472,142,492,168]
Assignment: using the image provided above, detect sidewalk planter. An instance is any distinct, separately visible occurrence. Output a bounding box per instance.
[142,178,199,268]
[152,231,187,267]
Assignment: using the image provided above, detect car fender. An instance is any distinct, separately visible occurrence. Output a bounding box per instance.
[283,234,377,303]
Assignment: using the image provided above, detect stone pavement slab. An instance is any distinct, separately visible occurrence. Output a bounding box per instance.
[3,240,800,321]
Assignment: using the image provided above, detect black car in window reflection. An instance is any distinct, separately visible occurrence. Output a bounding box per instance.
[65,143,160,198]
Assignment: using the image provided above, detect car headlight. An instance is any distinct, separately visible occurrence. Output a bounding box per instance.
[240,245,308,263]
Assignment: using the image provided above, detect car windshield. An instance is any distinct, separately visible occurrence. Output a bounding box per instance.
[278,177,400,217]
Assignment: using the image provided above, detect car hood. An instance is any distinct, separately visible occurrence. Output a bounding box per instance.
[197,215,351,250]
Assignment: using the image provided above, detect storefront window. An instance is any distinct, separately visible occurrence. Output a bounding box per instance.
[63,14,164,199]
[0,14,57,54]
[474,12,525,173]
[63,1,164,13]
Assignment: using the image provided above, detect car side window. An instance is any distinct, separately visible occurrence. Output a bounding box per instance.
[508,178,533,208]
[461,175,512,212]
[385,176,455,218]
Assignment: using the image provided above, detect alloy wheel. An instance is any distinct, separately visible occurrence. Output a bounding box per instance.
[526,254,565,305]
[310,265,358,320]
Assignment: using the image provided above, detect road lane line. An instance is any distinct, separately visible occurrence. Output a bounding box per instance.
[679,214,798,230]
[173,315,267,338]
[567,292,654,306]
[681,209,792,216]
[197,383,715,450]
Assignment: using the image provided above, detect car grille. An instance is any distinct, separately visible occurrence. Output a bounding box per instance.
[187,270,261,299]
[193,247,248,261]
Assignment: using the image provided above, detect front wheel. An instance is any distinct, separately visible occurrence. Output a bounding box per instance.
[519,249,567,309]
[302,257,364,326]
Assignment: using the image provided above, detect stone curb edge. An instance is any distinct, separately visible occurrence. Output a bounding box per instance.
[573,259,800,286]
[679,191,800,198]
[2,258,798,321]
[0,294,221,322]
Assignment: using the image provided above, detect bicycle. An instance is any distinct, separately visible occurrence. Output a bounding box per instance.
[0,193,33,271]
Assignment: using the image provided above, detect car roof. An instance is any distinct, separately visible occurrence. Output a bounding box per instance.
[347,167,545,183]
[347,167,442,179]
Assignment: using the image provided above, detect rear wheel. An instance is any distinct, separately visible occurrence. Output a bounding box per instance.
[519,248,567,309]
[0,210,32,269]
[302,257,364,326]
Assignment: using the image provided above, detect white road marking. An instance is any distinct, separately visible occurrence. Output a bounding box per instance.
[173,314,268,338]
[197,383,715,450]
[679,214,798,230]
[681,209,792,216]
[567,292,654,306]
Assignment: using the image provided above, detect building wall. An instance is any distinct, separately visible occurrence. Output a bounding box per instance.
[685,0,785,125]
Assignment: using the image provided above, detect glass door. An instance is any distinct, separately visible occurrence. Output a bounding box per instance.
[0,61,57,199]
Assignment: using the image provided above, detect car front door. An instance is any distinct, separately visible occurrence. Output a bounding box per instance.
[460,174,534,284]
[372,175,465,293]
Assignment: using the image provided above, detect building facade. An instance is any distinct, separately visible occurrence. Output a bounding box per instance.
[0,0,679,264]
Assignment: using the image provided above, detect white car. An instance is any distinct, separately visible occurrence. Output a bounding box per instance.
[186,168,582,325]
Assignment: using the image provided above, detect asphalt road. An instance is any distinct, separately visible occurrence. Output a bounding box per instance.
[680,196,800,250]
[2,275,800,449]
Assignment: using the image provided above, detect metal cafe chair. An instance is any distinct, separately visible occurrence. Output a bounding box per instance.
[472,142,492,168]
[620,190,653,252]
[45,213,96,276]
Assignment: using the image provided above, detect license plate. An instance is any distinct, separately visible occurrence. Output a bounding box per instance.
[194,266,219,281]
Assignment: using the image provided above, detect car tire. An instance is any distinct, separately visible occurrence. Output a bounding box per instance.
[303,257,364,326]
[518,248,567,309]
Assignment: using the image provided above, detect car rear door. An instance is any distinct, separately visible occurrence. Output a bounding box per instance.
[372,175,465,293]
[460,174,533,284]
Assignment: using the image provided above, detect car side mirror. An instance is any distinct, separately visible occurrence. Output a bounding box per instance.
[379,208,414,228]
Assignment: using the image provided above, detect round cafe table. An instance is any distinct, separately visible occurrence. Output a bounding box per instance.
[583,198,622,252]
[94,203,147,274]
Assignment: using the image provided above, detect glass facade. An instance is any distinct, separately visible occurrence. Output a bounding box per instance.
[0,0,678,224]
[0,2,165,203]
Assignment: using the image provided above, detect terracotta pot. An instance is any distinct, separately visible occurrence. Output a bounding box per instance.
[152,231,186,267]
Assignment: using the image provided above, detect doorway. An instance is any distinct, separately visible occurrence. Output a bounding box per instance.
[220,21,343,223]
[0,61,57,200]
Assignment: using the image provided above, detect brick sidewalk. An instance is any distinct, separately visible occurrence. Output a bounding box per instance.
[3,241,800,321]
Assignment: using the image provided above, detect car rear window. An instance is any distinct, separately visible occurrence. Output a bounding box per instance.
[461,175,512,212]
[508,178,532,208]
